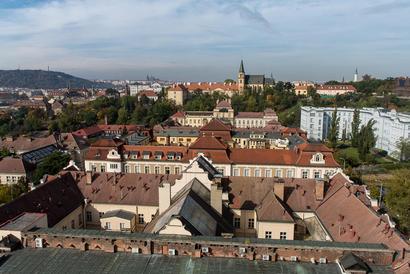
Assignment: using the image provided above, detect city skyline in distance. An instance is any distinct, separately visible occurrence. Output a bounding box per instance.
[0,0,409,82]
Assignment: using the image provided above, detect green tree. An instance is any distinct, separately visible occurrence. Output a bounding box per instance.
[117,107,129,124]
[385,169,410,234]
[394,137,410,162]
[357,119,376,161]
[351,108,361,147]
[32,151,71,184]
[328,108,340,148]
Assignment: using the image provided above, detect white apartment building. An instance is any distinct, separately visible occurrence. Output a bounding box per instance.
[301,106,410,155]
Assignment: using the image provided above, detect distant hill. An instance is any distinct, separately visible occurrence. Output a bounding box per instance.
[0,69,112,89]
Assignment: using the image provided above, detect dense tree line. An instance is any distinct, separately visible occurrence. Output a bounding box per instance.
[0,93,178,137]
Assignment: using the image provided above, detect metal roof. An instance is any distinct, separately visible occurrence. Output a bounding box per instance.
[101,210,135,220]
[0,248,393,274]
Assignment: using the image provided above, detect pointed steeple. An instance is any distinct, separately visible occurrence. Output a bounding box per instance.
[355,67,358,74]
[239,60,245,73]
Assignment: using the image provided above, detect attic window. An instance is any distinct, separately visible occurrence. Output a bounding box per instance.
[311,153,325,164]
[142,151,150,159]
[155,151,162,160]
[175,153,182,160]
[167,152,175,160]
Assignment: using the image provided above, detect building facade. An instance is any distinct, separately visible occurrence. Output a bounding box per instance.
[85,135,341,180]
[300,106,410,155]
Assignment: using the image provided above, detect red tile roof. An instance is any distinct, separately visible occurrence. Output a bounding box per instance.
[0,173,84,227]
[256,190,294,222]
[0,157,30,174]
[73,172,180,206]
[316,182,409,253]
[0,135,57,154]
[229,148,297,165]
[189,136,228,150]
[200,119,231,132]
[215,100,232,109]
[236,112,264,118]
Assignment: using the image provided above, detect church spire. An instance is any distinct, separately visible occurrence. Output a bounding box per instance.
[239,60,245,73]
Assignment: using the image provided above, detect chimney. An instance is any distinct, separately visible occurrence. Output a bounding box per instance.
[210,182,222,215]
[315,180,325,201]
[159,180,171,214]
[274,181,284,201]
[86,171,92,185]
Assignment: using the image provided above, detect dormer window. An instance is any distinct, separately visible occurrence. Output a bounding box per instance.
[155,151,162,160]
[167,152,175,160]
[175,152,182,160]
[142,151,150,160]
[311,153,325,164]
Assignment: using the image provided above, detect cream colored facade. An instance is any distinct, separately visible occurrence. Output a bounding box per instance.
[167,89,186,106]
[257,221,294,240]
[86,155,340,180]
[53,206,84,230]
[85,203,158,232]
[0,173,26,185]
[155,136,198,146]
[100,215,136,232]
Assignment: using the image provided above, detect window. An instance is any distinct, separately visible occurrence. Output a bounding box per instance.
[233,168,239,176]
[91,165,97,172]
[154,166,160,174]
[71,220,75,229]
[100,165,106,172]
[143,154,150,160]
[105,222,111,230]
[217,168,224,175]
[165,167,170,174]
[124,165,130,173]
[302,170,309,179]
[155,154,162,160]
[135,165,141,173]
[109,164,118,169]
[244,168,250,177]
[265,169,272,177]
[144,166,150,174]
[86,211,92,222]
[174,167,180,174]
[314,171,321,179]
[138,214,144,224]
[248,218,254,229]
[62,226,67,230]
[275,169,282,178]
[280,232,287,240]
[99,212,104,218]
[234,218,240,229]
[6,176,10,183]
[167,155,174,160]
[78,213,83,226]
[254,169,260,177]
[120,223,125,230]
[265,231,272,239]
[286,169,294,178]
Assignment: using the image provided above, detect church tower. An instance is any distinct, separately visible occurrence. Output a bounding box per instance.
[238,60,245,92]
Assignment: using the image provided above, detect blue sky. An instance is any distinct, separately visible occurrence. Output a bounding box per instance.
[0,0,409,81]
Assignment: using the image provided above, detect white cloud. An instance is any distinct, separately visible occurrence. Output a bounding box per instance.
[0,0,409,80]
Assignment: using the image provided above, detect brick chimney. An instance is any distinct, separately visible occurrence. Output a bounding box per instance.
[315,180,325,201]
[159,180,171,214]
[274,181,284,201]
[210,182,222,215]
[86,171,93,185]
